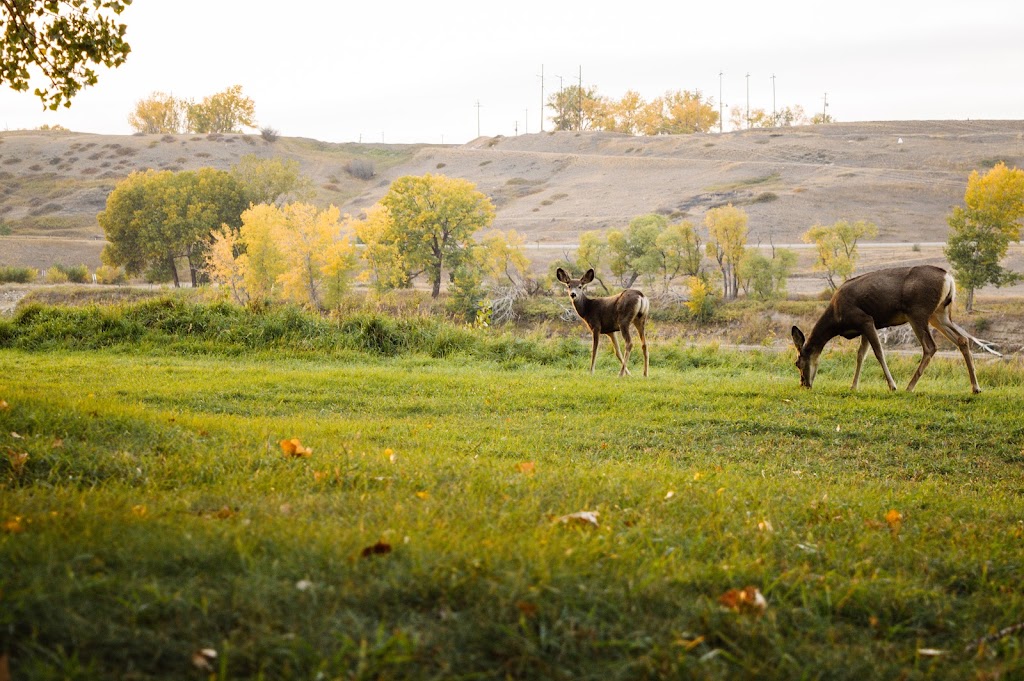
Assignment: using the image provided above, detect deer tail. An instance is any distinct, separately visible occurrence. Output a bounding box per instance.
[942,273,1002,357]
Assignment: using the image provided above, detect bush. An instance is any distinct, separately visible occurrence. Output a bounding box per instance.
[44,266,69,284]
[260,126,279,143]
[95,265,126,285]
[64,264,90,283]
[0,266,37,283]
[345,159,375,180]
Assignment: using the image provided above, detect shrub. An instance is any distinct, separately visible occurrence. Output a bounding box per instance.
[95,265,127,285]
[0,266,37,283]
[64,264,90,283]
[45,266,69,284]
[260,127,279,143]
[345,159,375,180]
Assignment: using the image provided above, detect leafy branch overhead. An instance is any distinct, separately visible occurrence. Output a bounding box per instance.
[1,0,133,109]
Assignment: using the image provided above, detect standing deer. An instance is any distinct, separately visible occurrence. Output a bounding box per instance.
[556,268,650,376]
[791,265,1000,393]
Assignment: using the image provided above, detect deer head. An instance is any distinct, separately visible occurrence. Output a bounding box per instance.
[556,267,595,302]
[790,326,819,388]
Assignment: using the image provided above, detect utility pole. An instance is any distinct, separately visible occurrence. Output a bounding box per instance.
[578,65,583,132]
[822,92,828,122]
[771,74,776,124]
[745,72,750,129]
[475,100,482,137]
[525,109,529,135]
[538,64,544,132]
[718,70,724,133]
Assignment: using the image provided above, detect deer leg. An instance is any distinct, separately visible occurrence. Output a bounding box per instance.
[851,336,870,389]
[611,331,631,376]
[905,319,937,392]
[929,313,982,394]
[634,316,649,377]
[863,323,898,391]
[589,330,601,374]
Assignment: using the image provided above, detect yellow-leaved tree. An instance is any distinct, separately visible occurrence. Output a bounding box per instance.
[802,219,878,290]
[204,203,356,310]
[353,204,409,292]
[705,204,749,299]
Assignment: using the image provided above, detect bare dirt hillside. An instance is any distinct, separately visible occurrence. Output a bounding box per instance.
[2,121,1024,272]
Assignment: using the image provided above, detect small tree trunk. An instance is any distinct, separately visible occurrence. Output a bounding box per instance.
[169,256,180,288]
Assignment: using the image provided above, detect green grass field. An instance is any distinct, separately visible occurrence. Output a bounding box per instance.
[1,300,1023,680]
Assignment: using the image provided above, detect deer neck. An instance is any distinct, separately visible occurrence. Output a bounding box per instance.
[571,293,598,328]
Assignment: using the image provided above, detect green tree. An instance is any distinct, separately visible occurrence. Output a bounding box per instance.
[944,162,1024,311]
[705,205,749,299]
[231,154,310,205]
[128,91,182,133]
[575,230,610,292]
[651,220,703,292]
[802,219,878,290]
[607,213,665,288]
[737,248,798,300]
[378,174,495,298]
[99,168,249,287]
[186,85,256,133]
[1,0,131,109]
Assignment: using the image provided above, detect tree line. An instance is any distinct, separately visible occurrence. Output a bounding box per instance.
[97,156,1023,321]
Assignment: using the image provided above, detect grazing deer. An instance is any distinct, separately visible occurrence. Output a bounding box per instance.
[791,265,1000,393]
[556,268,650,376]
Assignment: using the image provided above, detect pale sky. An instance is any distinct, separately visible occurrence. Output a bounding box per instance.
[2,1,1022,144]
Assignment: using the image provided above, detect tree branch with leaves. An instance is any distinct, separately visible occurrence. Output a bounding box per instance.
[2,0,132,109]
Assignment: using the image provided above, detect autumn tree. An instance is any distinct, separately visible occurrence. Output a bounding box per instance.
[944,162,1024,311]
[353,204,408,292]
[802,219,878,290]
[477,229,530,287]
[641,90,718,135]
[376,174,495,297]
[99,168,249,286]
[705,204,749,299]
[205,203,357,310]
[186,85,256,133]
[128,91,182,133]
[547,84,603,132]
[1,0,131,109]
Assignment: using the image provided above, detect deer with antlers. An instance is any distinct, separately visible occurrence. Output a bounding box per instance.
[556,268,650,377]
[791,265,1000,393]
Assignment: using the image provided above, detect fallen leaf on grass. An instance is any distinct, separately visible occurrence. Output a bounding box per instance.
[0,400,8,411]
[5,449,28,476]
[361,541,392,558]
[131,505,147,517]
[191,648,217,671]
[885,509,904,536]
[280,438,312,458]
[1,516,25,534]
[552,511,600,527]
[515,601,538,618]
[384,448,396,463]
[718,586,768,616]
[917,648,946,657]
[515,461,535,475]
[9,432,22,439]
[415,491,430,500]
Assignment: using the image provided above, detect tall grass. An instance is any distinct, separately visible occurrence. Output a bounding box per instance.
[1,301,1022,679]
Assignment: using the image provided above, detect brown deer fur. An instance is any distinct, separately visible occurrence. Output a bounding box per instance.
[791,265,999,393]
[556,268,650,377]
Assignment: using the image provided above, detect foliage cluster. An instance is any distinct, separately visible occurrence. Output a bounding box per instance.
[0,266,37,284]
[128,85,257,134]
[944,162,1024,311]
[0,0,131,109]
[802,219,879,290]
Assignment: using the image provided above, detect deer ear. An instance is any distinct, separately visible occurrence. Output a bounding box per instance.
[556,268,569,284]
[791,326,806,351]
[581,269,595,284]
